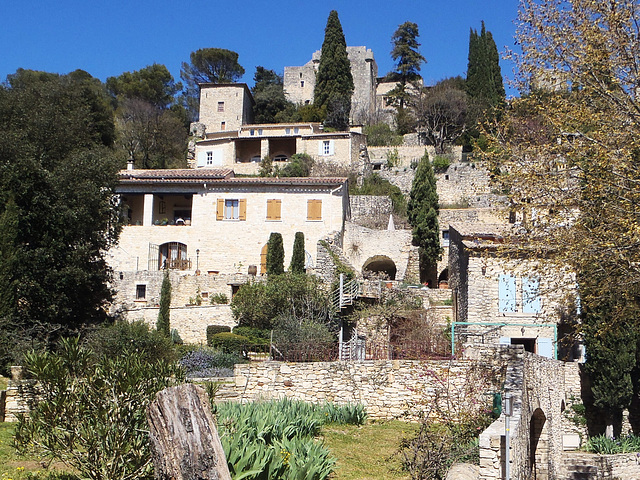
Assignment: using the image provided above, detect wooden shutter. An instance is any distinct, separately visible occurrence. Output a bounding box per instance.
[260,244,268,275]
[239,199,247,221]
[266,199,281,220]
[328,140,335,155]
[197,151,207,167]
[307,199,322,221]
[216,199,224,220]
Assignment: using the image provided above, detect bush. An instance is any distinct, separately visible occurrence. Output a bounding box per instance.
[364,123,403,146]
[233,326,270,345]
[206,325,232,345]
[83,320,178,365]
[208,332,251,354]
[432,155,451,172]
[209,293,229,305]
[14,337,184,480]
[350,173,407,218]
[179,346,242,378]
[276,153,314,177]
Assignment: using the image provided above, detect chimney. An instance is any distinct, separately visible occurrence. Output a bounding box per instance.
[127,158,135,171]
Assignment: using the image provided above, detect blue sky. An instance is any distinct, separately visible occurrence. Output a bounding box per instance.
[0,0,520,94]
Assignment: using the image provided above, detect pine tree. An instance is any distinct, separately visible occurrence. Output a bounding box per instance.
[314,10,354,130]
[266,232,285,276]
[466,21,505,113]
[407,151,441,278]
[289,232,306,274]
[157,270,171,337]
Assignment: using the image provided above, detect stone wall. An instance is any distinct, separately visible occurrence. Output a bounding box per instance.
[199,84,253,133]
[233,352,509,420]
[561,452,640,479]
[349,195,392,226]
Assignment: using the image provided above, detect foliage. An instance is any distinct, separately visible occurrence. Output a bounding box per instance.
[106,63,181,108]
[319,241,356,286]
[259,155,274,177]
[206,324,232,343]
[180,48,245,121]
[585,434,640,454]
[83,320,179,365]
[216,399,366,480]
[266,232,285,276]
[179,346,243,378]
[484,0,640,426]
[156,270,171,336]
[209,292,229,305]
[275,153,314,177]
[363,123,404,146]
[314,10,354,131]
[232,326,270,344]
[252,67,296,124]
[387,21,426,111]
[407,152,441,273]
[431,155,450,172]
[208,332,251,355]
[466,22,505,119]
[0,69,122,369]
[415,77,469,154]
[231,273,331,331]
[350,173,407,218]
[14,337,184,480]
[289,232,306,274]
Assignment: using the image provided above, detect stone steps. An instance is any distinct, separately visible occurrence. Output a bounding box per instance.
[561,454,599,480]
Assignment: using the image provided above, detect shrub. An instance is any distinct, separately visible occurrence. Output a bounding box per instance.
[83,320,178,365]
[14,337,184,480]
[432,155,451,172]
[156,270,171,336]
[364,123,403,146]
[350,173,407,218]
[266,232,285,275]
[233,326,270,345]
[276,153,314,177]
[289,231,305,274]
[208,332,251,354]
[206,324,232,345]
[179,346,242,378]
[209,292,229,305]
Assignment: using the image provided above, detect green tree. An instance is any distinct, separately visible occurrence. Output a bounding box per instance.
[157,271,171,337]
[0,70,122,366]
[180,48,245,121]
[252,66,296,124]
[407,152,441,281]
[266,232,285,276]
[466,21,505,114]
[387,21,426,110]
[314,10,354,131]
[106,63,181,108]
[276,153,314,177]
[14,336,183,480]
[290,232,306,274]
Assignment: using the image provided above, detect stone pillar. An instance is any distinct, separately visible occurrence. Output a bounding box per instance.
[260,139,269,160]
[143,194,154,226]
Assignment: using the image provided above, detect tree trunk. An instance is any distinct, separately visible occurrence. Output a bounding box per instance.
[147,384,231,480]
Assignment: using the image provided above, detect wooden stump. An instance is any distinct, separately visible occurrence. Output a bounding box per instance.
[147,384,232,480]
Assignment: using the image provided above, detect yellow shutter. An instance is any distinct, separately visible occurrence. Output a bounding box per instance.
[266,199,281,220]
[216,198,224,220]
[239,199,247,221]
[260,243,268,275]
[307,199,322,221]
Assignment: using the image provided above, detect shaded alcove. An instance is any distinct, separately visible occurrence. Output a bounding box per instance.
[362,255,397,280]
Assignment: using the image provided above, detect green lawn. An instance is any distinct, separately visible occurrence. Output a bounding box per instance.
[322,420,418,480]
[0,419,416,480]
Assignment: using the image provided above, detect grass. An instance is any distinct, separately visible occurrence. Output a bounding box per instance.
[0,418,417,480]
[321,420,418,480]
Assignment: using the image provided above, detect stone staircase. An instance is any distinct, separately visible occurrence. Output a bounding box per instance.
[560,453,600,480]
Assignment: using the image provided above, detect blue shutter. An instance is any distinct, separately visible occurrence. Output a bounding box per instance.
[537,338,554,358]
[522,276,541,313]
[499,275,516,312]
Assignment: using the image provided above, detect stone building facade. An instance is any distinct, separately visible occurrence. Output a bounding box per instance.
[198,83,254,133]
[284,46,378,123]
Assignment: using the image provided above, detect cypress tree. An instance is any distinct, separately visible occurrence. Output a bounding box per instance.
[466,21,505,113]
[407,151,441,278]
[156,270,171,336]
[266,232,285,276]
[289,232,306,274]
[314,10,354,130]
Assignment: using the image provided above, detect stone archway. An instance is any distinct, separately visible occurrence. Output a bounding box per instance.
[529,408,549,480]
[363,255,397,280]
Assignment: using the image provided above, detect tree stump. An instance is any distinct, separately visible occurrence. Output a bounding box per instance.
[147,384,231,480]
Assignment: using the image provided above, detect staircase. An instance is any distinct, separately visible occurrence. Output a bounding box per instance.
[560,453,600,480]
[331,276,361,311]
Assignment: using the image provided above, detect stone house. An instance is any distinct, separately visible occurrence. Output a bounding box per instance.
[448,223,581,360]
[192,83,368,176]
[108,167,349,313]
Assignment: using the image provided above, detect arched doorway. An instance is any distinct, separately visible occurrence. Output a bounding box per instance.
[529,408,549,479]
[159,242,189,270]
[362,255,397,280]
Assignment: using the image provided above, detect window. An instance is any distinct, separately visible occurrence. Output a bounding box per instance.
[221,121,226,131]
[498,275,517,312]
[285,128,291,135]
[307,199,322,221]
[522,277,541,313]
[206,151,213,165]
[250,129,255,136]
[294,127,299,134]
[300,81,305,87]
[442,230,450,240]
[216,198,246,221]
[136,284,146,300]
[225,199,239,219]
[217,101,224,112]
[258,129,263,135]
[266,199,282,221]
[318,140,334,156]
